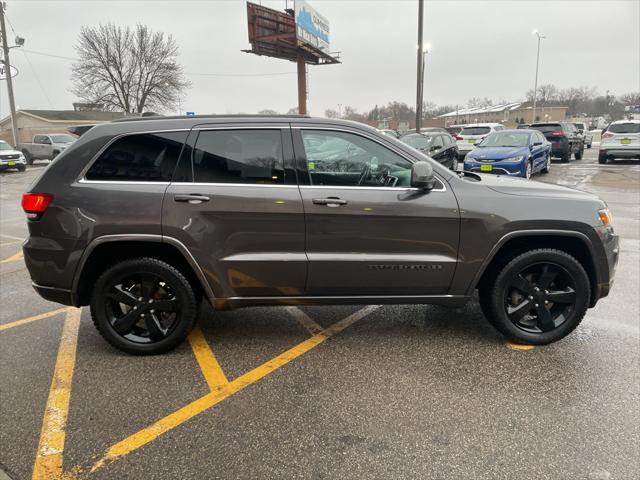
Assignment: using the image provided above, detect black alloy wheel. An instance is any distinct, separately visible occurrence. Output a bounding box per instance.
[91,257,199,355]
[482,249,590,345]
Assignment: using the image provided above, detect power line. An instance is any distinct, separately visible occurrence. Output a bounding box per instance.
[21,49,297,77]
[20,50,54,108]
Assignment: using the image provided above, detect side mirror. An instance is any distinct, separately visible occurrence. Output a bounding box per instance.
[431,145,442,151]
[411,161,436,190]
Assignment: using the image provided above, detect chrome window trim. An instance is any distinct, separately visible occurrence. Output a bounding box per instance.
[299,184,446,193]
[77,128,191,182]
[169,182,299,188]
[78,179,171,185]
[291,125,448,192]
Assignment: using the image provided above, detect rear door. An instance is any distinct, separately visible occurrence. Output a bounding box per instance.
[292,124,460,296]
[162,124,307,298]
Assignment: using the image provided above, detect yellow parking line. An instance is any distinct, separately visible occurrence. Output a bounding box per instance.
[285,306,323,335]
[32,308,82,480]
[0,250,23,264]
[90,305,380,474]
[187,326,229,391]
[506,340,535,351]
[0,307,69,332]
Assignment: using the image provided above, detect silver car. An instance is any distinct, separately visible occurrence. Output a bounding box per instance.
[599,120,640,164]
[455,123,505,158]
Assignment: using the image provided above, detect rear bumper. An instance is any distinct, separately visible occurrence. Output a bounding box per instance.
[32,282,74,306]
[599,148,640,159]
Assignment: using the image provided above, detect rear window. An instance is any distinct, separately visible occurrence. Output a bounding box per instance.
[460,127,490,135]
[530,124,562,133]
[400,134,432,149]
[192,130,284,184]
[573,123,586,129]
[608,123,640,134]
[86,131,187,181]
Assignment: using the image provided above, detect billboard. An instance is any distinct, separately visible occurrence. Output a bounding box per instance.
[295,0,330,53]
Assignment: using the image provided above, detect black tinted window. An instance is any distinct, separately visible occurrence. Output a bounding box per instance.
[192,130,284,184]
[530,124,561,133]
[460,127,490,135]
[86,131,186,181]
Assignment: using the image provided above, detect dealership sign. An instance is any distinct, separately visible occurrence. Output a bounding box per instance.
[295,0,330,53]
[0,64,18,80]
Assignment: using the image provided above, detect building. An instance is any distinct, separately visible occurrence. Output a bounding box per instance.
[437,102,568,127]
[0,109,130,144]
[366,117,446,133]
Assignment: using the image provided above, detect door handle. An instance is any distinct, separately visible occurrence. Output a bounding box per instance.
[174,194,210,204]
[312,197,347,207]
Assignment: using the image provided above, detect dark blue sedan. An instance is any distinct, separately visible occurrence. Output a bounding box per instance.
[463,129,552,179]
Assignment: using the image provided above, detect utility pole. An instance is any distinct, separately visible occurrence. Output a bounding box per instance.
[415,0,424,133]
[531,30,545,124]
[0,2,18,146]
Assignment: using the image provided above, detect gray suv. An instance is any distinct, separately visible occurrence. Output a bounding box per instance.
[22,116,619,354]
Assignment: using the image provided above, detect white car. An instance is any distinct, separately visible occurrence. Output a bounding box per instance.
[599,119,640,164]
[456,123,505,158]
[0,140,27,172]
[573,122,593,148]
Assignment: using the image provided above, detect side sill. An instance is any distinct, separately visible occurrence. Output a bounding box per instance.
[214,295,470,310]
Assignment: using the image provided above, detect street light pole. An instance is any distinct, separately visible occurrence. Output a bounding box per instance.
[531,29,545,123]
[415,0,424,133]
[420,46,430,123]
[0,3,19,147]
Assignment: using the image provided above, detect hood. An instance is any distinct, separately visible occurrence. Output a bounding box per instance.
[0,148,22,156]
[474,173,601,201]
[468,146,529,161]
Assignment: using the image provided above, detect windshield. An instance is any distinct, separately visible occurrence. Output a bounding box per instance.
[478,131,531,148]
[460,127,490,136]
[608,123,640,134]
[400,134,433,150]
[0,142,13,151]
[49,134,76,143]
[573,123,586,129]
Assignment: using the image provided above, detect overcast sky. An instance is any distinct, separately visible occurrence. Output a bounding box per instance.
[2,0,639,118]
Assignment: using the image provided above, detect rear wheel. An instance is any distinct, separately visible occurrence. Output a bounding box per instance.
[480,249,590,345]
[598,151,608,164]
[575,144,584,160]
[51,151,59,160]
[22,150,33,165]
[541,153,551,173]
[560,148,570,163]
[90,257,199,355]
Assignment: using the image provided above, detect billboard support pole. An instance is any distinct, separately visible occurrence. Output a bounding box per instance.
[0,3,18,146]
[297,51,307,115]
[415,0,424,132]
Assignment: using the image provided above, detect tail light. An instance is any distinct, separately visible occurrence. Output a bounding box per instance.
[22,193,53,219]
[602,132,614,138]
[550,131,565,137]
[454,134,463,141]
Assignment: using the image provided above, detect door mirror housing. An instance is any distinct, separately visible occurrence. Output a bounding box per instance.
[532,141,543,146]
[410,161,436,190]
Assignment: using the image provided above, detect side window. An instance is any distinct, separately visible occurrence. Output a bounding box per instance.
[443,134,453,146]
[85,131,187,181]
[34,135,45,144]
[432,135,445,150]
[192,130,284,184]
[301,130,412,188]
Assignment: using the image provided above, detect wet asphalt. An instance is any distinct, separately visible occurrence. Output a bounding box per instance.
[1,150,638,480]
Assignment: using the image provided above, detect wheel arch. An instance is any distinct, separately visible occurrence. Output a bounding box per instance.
[72,235,215,306]
[472,230,599,307]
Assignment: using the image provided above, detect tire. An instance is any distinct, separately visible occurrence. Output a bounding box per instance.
[541,153,551,173]
[587,142,592,149]
[560,148,570,163]
[17,164,26,172]
[451,156,459,172]
[90,257,200,355]
[480,249,590,345]
[524,161,532,179]
[575,145,584,160]
[51,151,59,160]
[22,150,33,165]
[598,152,608,164]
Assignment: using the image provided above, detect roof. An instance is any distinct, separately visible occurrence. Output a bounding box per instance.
[438,103,524,118]
[20,110,131,122]
[112,114,310,123]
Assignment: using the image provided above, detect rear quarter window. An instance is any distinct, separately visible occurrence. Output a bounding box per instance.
[85,131,187,181]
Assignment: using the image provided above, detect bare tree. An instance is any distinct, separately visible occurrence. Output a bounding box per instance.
[258,109,279,115]
[620,92,640,106]
[71,23,190,113]
[324,108,339,118]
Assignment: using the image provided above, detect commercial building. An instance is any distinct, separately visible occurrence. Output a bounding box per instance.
[437,102,568,127]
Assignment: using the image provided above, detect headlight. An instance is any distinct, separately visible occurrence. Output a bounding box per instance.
[502,155,525,163]
[598,208,613,227]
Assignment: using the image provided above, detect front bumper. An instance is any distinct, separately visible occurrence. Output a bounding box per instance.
[464,159,525,176]
[0,158,26,169]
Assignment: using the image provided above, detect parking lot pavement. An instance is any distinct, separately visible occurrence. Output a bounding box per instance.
[1,151,639,480]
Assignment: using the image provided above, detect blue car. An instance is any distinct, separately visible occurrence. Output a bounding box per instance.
[464,129,552,179]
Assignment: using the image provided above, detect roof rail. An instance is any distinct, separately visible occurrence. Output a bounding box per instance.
[112,114,312,123]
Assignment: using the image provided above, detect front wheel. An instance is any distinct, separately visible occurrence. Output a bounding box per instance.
[451,156,459,172]
[480,249,590,345]
[90,257,200,355]
[524,161,532,179]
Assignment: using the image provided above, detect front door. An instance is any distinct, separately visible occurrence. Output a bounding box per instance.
[292,126,460,296]
[162,125,307,298]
